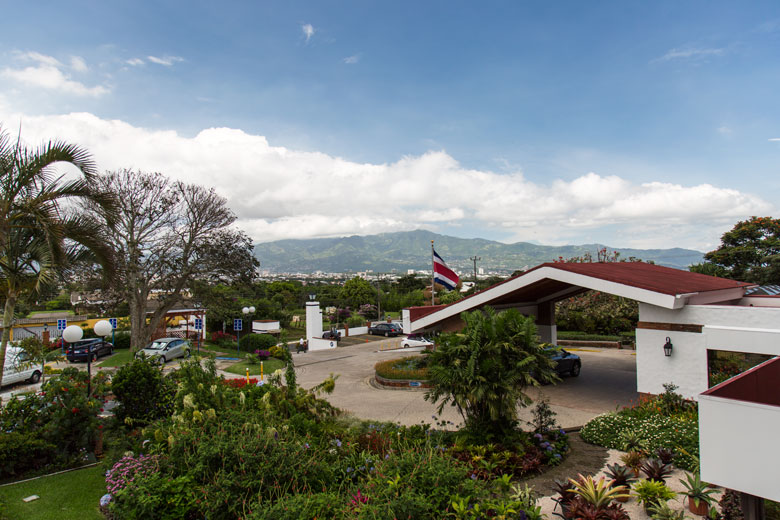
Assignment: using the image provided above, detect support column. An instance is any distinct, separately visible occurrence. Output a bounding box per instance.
[740,493,765,520]
[305,301,323,342]
[536,301,557,345]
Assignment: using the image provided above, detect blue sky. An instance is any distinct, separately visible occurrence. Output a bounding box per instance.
[1,1,779,251]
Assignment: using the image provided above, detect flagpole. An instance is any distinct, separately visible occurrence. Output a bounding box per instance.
[431,240,435,306]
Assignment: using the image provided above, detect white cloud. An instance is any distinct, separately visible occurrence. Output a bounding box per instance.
[147,55,184,66]
[0,110,772,250]
[343,54,360,64]
[70,56,88,72]
[126,58,145,66]
[1,52,108,96]
[769,138,780,142]
[301,23,315,42]
[654,46,725,63]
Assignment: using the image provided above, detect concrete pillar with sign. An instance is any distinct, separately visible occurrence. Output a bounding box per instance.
[306,301,322,342]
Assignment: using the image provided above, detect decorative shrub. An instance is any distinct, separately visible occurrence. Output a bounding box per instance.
[105,454,160,495]
[0,432,57,477]
[210,331,236,345]
[239,333,277,352]
[269,345,287,359]
[346,315,366,327]
[111,358,176,426]
[112,331,131,350]
[375,356,429,380]
[222,378,259,388]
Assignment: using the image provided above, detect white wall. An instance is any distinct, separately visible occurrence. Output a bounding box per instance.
[336,326,368,336]
[308,337,337,351]
[306,302,322,342]
[637,303,780,399]
[700,395,780,502]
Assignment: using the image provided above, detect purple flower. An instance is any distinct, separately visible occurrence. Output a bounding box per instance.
[470,473,477,480]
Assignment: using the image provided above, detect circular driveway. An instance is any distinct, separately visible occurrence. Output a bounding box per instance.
[289,340,638,429]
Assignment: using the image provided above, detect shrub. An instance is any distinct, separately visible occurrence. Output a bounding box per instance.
[269,345,287,359]
[346,314,366,327]
[375,356,429,380]
[111,358,176,425]
[210,331,236,345]
[112,331,131,350]
[239,333,277,352]
[0,432,56,477]
[249,492,344,519]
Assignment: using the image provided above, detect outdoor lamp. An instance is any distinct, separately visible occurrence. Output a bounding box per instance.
[242,306,249,315]
[248,306,255,314]
[309,294,316,301]
[663,337,673,357]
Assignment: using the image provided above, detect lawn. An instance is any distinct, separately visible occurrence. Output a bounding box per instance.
[97,349,134,367]
[0,465,105,520]
[224,357,285,376]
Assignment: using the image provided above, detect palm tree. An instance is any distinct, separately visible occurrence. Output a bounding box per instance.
[0,127,116,381]
[424,307,559,439]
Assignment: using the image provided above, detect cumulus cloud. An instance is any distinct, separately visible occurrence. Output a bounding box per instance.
[1,52,108,96]
[301,23,315,42]
[126,58,145,66]
[0,110,771,249]
[147,55,184,66]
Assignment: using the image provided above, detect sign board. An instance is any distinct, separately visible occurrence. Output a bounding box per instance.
[233,319,243,331]
[57,319,67,331]
[109,318,118,329]
[194,318,203,330]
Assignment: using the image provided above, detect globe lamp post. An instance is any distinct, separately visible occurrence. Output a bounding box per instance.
[62,325,86,393]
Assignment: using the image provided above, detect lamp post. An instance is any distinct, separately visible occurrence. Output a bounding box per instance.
[237,306,255,357]
[62,325,85,393]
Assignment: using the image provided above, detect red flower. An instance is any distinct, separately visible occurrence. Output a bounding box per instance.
[72,407,79,414]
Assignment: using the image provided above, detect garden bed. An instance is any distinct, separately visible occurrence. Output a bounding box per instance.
[374,356,431,389]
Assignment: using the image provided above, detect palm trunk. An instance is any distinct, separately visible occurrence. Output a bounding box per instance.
[0,292,18,383]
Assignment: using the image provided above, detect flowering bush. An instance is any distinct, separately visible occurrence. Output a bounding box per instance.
[255,349,271,360]
[222,377,259,388]
[105,454,160,495]
[374,356,429,380]
[210,331,236,345]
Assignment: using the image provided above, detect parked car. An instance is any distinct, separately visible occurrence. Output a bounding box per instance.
[66,338,114,363]
[135,337,191,364]
[401,333,434,349]
[368,323,403,337]
[1,347,41,386]
[547,347,581,377]
[322,329,341,341]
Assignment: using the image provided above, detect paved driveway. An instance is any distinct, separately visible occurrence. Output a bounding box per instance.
[290,340,638,429]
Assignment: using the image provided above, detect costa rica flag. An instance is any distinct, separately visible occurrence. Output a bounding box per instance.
[433,249,460,290]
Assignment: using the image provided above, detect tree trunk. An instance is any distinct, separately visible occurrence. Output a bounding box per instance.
[0,292,18,383]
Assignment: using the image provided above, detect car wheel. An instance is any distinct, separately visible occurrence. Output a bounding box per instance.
[28,371,41,384]
[403,343,409,348]
[570,362,581,377]
[158,356,166,365]
[184,349,191,358]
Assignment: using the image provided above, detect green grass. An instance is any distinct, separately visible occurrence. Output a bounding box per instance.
[96,349,134,367]
[0,465,105,520]
[224,357,285,376]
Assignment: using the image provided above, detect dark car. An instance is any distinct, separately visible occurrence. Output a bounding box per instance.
[548,347,581,377]
[368,323,402,337]
[322,329,341,341]
[66,339,113,363]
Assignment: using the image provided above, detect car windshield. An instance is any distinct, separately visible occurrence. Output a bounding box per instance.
[71,340,95,349]
[146,341,168,350]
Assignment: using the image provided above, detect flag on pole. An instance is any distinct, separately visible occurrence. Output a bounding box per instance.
[433,249,460,290]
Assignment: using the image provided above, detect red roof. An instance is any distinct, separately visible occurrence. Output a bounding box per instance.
[541,262,752,296]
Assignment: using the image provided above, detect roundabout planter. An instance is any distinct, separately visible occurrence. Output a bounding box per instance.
[374,355,431,390]
[374,373,432,389]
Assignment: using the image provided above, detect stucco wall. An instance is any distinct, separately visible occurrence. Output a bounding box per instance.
[637,303,780,399]
[700,395,780,502]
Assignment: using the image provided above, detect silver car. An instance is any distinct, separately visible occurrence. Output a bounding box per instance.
[135,337,191,364]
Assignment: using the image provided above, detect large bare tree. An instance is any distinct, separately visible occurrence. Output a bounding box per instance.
[91,170,258,350]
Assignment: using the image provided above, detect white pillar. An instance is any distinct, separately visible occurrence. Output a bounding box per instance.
[537,324,557,345]
[306,301,323,342]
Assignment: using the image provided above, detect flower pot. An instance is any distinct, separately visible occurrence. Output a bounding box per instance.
[688,497,710,516]
[615,495,629,503]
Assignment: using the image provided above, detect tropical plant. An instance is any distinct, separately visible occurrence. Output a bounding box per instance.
[569,474,629,508]
[620,450,644,472]
[620,430,648,453]
[0,127,116,381]
[641,457,674,483]
[633,479,676,510]
[680,472,718,509]
[655,447,675,464]
[605,463,636,488]
[424,307,559,439]
[648,500,689,520]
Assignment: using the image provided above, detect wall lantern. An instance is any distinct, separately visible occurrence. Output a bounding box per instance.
[308,294,316,301]
[663,337,673,357]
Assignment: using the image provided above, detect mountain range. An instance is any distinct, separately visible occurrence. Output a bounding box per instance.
[253,230,704,274]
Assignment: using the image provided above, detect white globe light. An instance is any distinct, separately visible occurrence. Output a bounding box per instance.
[242,307,249,314]
[249,306,256,313]
[62,325,84,343]
[94,320,113,337]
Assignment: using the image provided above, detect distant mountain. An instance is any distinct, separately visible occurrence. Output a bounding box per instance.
[253,230,704,273]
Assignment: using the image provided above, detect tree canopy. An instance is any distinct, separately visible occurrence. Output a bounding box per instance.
[698,216,780,285]
[338,276,375,308]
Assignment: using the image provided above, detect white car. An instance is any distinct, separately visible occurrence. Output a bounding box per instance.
[135,337,191,364]
[401,334,434,349]
[1,346,42,386]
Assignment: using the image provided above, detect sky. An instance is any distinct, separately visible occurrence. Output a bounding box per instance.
[1,1,779,252]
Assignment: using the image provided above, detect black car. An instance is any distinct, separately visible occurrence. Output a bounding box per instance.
[368,323,402,337]
[548,347,581,377]
[66,339,113,362]
[322,329,341,341]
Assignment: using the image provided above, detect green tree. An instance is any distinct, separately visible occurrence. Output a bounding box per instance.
[424,307,558,440]
[18,335,62,384]
[0,128,115,381]
[339,276,375,308]
[701,216,780,284]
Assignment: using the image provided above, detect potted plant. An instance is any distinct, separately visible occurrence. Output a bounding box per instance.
[632,479,676,514]
[640,457,673,483]
[620,450,644,477]
[604,464,635,502]
[680,473,718,516]
[569,474,629,509]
